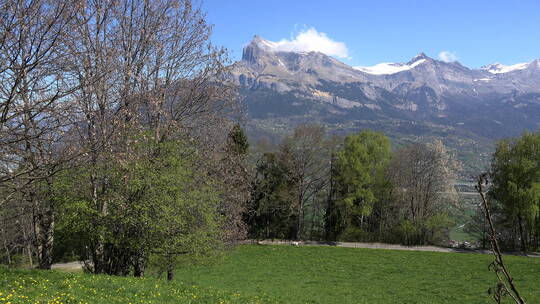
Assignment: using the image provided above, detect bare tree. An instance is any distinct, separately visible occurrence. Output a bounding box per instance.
[0,0,78,186]
[62,0,238,275]
[0,0,82,269]
[388,140,459,245]
[280,124,329,240]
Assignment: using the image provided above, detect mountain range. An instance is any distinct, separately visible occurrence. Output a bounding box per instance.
[231,35,540,177]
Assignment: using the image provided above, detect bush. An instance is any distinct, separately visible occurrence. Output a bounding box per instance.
[339,226,369,242]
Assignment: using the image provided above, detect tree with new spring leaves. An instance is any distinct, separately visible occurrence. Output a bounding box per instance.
[325,130,392,241]
[490,132,540,252]
[0,0,240,275]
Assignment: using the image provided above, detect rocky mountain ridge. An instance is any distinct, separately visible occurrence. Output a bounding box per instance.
[232,36,540,175]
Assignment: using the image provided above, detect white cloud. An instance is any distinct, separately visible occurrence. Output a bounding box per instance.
[438,51,458,62]
[272,27,349,59]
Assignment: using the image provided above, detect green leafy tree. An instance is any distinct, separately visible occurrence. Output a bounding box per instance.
[55,136,224,277]
[326,130,392,241]
[490,132,540,251]
[227,124,249,155]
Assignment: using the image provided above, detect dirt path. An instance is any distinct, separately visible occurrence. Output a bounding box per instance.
[242,240,540,257]
[51,241,539,270]
[51,261,84,271]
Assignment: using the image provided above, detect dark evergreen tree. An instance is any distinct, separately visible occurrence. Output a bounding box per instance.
[246,153,298,239]
[227,124,249,155]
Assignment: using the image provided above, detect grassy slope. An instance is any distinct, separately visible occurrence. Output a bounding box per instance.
[174,245,540,304]
[449,228,478,242]
[1,245,538,304]
[0,266,277,304]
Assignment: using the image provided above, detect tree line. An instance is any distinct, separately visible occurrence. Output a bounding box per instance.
[246,125,540,254]
[245,125,460,245]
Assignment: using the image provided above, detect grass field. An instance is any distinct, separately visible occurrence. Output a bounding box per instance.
[1,245,539,304]
[175,245,539,304]
[449,227,478,242]
[0,265,278,304]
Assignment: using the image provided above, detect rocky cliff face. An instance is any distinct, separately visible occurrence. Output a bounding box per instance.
[232,35,540,175]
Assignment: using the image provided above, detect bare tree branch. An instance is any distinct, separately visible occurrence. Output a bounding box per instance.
[476,173,526,304]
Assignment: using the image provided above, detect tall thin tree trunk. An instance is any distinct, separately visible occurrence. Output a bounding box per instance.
[36,201,54,270]
[91,168,106,274]
[296,190,304,240]
[133,251,146,278]
[517,214,527,253]
[21,222,33,267]
[26,246,33,268]
[2,226,11,265]
[167,256,174,281]
[266,216,270,239]
[309,200,316,240]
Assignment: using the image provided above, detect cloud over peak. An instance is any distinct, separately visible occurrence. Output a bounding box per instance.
[263,27,350,59]
[438,51,458,63]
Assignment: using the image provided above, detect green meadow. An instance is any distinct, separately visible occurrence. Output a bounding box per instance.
[1,245,539,304]
[175,245,539,304]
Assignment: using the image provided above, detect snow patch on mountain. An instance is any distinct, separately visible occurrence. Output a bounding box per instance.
[482,62,529,74]
[354,59,426,75]
[255,37,278,50]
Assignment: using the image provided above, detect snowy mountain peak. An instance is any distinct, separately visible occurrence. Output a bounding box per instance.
[407,52,433,65]
[250,35,277,50]
[481,62,529,74]
[354,63,406,75]
[242,36,276,63]
[411,52,430,62]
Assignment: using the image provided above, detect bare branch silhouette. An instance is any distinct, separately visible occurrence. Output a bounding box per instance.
[475,173,526,304]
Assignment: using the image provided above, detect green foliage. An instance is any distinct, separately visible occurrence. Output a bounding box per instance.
[54,136,224,274]
[426,213,454,245]
[246,124,330,241]
[246,128,458,246]
[326,130,392,241]
[490,132,540,250]
[338,226,369,242]
[398,220,417,245]
[227,124,250,155]
[247,153,298,239]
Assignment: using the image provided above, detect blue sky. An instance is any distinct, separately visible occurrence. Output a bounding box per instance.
[202,0,540,68]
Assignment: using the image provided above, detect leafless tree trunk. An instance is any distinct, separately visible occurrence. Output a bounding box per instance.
[388,140,459,244]
[0,0,81,269]
[280,124,329,240]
